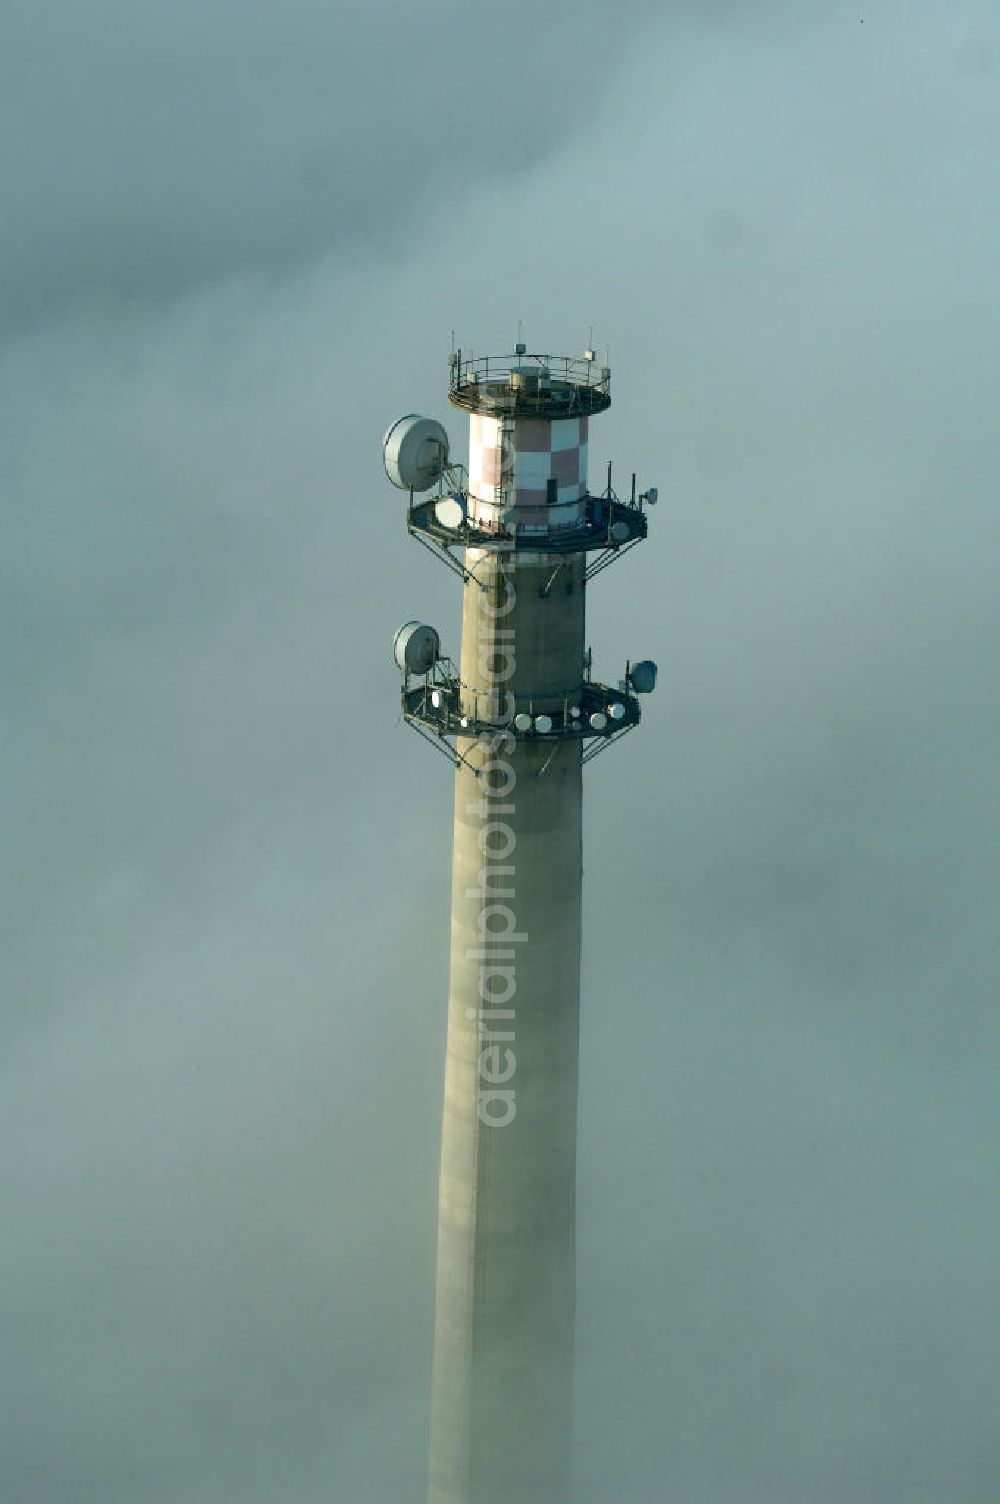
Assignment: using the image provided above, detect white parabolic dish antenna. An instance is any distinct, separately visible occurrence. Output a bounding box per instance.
[393,620,441,675]
[383,415,450,492]
[435,494,465,529]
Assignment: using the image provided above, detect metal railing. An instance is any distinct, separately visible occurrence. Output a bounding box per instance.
[402,669,641,744]
[407,488,648,559]
[448,351,612,415]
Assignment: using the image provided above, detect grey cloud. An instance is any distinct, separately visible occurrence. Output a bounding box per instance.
[3,1,1000,1500]
[0,0,659,336]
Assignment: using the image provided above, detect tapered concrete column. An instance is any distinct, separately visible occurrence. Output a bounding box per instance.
[427,550,585,1504]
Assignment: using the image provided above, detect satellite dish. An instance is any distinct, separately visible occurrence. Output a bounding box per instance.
[513,712,532,733]
[435,493,465,530]
[383,415,450,492]
[610,521,631,543]
[534,714,553,734]
[629,659,658,694]
[589,711,607,731]
[609,702,625,721]
[393,620,440,675]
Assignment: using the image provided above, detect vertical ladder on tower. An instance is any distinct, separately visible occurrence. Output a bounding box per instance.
[494,412,514,521]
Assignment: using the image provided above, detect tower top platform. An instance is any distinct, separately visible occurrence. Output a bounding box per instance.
[448,350,611,419]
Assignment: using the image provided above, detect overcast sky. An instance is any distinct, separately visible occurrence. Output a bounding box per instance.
[3,2,999,1500]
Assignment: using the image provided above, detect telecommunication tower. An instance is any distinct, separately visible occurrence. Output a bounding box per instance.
[385,343,657,1504]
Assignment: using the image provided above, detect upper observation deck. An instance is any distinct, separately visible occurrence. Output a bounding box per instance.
[448,351,612,420]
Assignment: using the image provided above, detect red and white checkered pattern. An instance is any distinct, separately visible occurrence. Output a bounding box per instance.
[467,414,589,534]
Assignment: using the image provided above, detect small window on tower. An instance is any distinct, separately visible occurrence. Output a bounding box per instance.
[546,477,558,504]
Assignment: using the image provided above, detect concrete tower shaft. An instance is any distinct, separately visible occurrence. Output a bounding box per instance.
[428,550,585,1504]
